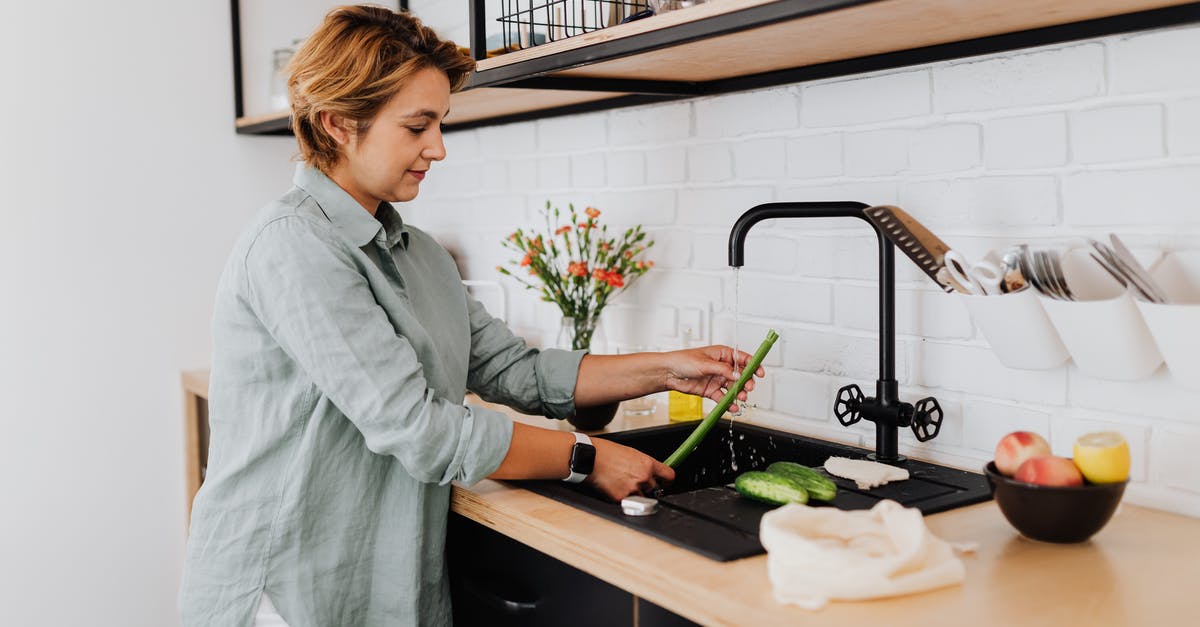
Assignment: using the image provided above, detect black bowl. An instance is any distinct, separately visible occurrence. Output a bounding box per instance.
[984,461,1127,543]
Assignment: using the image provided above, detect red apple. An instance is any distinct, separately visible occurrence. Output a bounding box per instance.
[994,431,1052,476]
[1014,455,1084,487]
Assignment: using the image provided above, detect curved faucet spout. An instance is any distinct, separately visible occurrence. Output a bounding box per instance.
[728,201,872,268]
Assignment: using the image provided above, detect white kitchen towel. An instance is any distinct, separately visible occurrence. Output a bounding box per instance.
[760,500,970,610]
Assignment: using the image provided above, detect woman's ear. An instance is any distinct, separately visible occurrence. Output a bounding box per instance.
[319,111,353,145]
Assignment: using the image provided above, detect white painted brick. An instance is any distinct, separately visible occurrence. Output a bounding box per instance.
[537,112,607,153]
[737,275,832,324]
[646,146,687,184]
[481,162,508,192]
[962,400,1053,454]
[835,285,973,339]
[804,70,930,127]
[695,87,798,137]
[1113,25,1200,94]
[601,305,660,348]
[1072,105,1165,164]
[899,176,1058,227]
[606,150,646,186]
[773,370,833,421]
[1050,416,1149,481]
[643,229,691,269]
[915,342,1067,406]
[731,320,786,367]
[733,138,787,180]
[984,113,1068,169]
[782,329,903,381]
[910,124,981,174]
[1064,166,1200,226]
[743,370,775,411]
[610,101,692,145]
[1168,97,1200,156]
[656,306,679,341]
[1152,426,1200,493]
[934,44,1104,112]
[778,180,899,207]
[443,129,479,161]
[477,121,538,156]
[593,189,676,226]
[1067,368,1200,423]
[699,233,797,273]
[466,194,528,228]
[687,143,734,182]
[508,157,538,191]
[537,156,570,188]
[534,193,598,221]
[569,152,605,188]
[677,186,774,226]
[423,163,479,197]
[786,133,842,178]
[791,235,841,279]
[831,233,926,283]
[844,129,909,177]
[408,197,472,228]
[626,271,723,308]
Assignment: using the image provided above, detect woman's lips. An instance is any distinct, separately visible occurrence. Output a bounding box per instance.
[407,170,426,181]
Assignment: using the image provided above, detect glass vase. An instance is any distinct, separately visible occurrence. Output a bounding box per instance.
[556,313,604,352]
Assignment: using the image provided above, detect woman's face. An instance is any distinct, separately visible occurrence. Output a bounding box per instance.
[332,66,451,211]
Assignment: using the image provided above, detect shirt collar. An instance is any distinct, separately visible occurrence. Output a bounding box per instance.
[293,164,409,250]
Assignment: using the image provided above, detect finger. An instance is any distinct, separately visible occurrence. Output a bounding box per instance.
[653,461,676,483]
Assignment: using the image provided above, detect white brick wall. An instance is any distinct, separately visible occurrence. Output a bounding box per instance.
[408,24,1200,517]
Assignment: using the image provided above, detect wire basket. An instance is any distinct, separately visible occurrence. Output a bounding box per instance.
[496,1,649,51]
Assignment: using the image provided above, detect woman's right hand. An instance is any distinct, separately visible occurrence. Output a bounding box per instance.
[586,438,675,501]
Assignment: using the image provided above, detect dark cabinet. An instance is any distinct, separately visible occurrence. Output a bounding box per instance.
[447,513,698,627]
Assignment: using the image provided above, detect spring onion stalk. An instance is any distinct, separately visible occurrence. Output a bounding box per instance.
[663,329,779,468]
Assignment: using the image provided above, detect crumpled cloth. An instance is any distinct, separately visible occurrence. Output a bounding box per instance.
[760,500,972,610]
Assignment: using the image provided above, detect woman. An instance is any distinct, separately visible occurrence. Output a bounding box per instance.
[180,6,762,627]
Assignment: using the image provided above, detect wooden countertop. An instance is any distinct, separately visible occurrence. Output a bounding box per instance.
[181,371,1199,624]
[454,398,1200,627]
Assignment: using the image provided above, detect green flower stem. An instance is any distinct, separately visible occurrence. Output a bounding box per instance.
[663,329,780,469]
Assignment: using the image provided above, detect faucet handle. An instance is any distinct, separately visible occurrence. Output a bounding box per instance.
[910,396,944,442]
[834,384,864,426]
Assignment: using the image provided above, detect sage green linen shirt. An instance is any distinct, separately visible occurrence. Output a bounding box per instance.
[180,165,584,627]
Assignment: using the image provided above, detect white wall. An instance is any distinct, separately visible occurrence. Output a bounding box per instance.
[406,24,1200,520]
[1,2,296,626]
[2,4,1198,627]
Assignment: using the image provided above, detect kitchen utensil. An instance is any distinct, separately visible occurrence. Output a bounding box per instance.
[1086,238,1164,303]
[1109,234,1169,303]
[863,205,954,293]
[944,250,1002,295]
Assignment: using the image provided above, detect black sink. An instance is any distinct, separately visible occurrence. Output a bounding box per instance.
[518,420,992,562]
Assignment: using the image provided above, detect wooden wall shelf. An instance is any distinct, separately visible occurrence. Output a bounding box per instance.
[235,0,1200,136]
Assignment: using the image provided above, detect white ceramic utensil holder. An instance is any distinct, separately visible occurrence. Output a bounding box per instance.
[958,289,1070,370]
[1039,249,1163,380]
[1137,251,1200,390]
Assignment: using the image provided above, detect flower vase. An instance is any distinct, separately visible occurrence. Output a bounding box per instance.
[558,314,618,430]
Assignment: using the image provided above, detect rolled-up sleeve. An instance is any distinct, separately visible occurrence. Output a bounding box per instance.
[242,216,512,486]
[464,294,585,419]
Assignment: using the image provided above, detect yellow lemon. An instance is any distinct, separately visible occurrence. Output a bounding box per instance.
[1073,432,1131,484]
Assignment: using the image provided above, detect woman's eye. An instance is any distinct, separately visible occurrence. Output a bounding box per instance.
[406,126,427,135]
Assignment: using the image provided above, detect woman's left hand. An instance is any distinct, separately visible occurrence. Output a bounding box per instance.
[663,345,765,412]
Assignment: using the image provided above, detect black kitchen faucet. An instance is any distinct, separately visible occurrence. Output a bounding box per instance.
[728,202,943,463]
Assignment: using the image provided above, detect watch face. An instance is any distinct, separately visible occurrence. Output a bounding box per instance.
[569,443,596,475]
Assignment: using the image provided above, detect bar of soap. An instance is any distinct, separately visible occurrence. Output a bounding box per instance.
[823,457,909,490]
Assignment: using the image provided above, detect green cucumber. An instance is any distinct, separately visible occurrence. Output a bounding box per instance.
[766,461,838,502]
[734,471,809,506]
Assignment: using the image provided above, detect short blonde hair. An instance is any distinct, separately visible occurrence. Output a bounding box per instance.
[287,5,475,172]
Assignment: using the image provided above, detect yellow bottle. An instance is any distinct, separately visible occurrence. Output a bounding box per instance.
[668,390,703,422]
[668,328,704,422]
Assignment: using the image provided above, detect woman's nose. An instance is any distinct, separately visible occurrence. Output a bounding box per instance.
[424,131,446,161]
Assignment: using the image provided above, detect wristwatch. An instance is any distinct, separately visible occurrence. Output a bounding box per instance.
[563,432,595,484]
